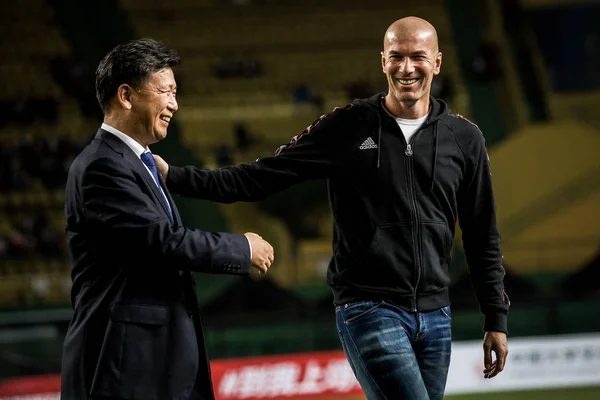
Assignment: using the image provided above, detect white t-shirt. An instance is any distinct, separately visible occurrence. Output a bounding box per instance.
[380,100,429,143]
[395,114,429,143]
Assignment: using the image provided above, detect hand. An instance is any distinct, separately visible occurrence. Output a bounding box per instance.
[244,232,274,274]
[483,331,508,379]
[153,154,169,179]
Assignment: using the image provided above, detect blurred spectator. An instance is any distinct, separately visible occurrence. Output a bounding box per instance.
[292,84,315,104]
[50,57,100,119]
[240,58,263,78]
[0,156,32,191]
[233,122,259,151]
[0,98,58,128]
[292,84,324,113]
[5,228,35,259]
[344,80,373,101]
[214,56,263,79]
[0,134,79,264]
[20,212,64,259]
[215,144,235,167]
[431,75,454,103]
[214,56,238,79]
[31,274,51,301]
[527,3,600,91]
[0,221,13,259]
[0,136,85,191]
[0,212,65,262]
[470,41,502,82]
[38,225,64,258]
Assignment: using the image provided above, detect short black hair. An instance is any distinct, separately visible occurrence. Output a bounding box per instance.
[95,38,180,113]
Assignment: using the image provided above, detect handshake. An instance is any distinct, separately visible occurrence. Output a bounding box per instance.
[244,232,274,275]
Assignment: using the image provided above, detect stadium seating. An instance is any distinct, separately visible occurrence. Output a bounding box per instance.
[0,0,82,307]
[490,121,600,274]
[122,0,468,152]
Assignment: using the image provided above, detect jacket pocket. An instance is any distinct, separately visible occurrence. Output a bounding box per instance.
[420,221,452,292]
[91,304,170,399]
[357,222,415,293]
[110,303,169,326]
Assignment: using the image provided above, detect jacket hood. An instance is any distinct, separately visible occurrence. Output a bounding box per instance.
[351,93,450,190]
[351,92,450,124]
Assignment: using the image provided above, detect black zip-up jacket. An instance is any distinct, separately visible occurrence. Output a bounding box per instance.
[166,93,510,333]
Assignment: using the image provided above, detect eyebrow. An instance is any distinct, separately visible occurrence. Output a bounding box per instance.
[158,84,177,91]
[388,50,429,56]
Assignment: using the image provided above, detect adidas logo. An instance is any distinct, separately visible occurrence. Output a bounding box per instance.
[359,137,378,150]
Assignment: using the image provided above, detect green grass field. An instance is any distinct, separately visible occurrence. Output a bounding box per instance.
[315,386,600,400]
[446,385,600,399]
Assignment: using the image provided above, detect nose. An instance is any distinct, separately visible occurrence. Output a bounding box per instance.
[400,58,415,75]
[168,93,178,112]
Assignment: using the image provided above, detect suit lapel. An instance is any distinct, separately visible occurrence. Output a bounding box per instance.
[97,129,175,223]
[159,178,181,226]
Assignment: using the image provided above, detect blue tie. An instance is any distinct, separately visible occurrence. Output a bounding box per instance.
[140,151,173,223]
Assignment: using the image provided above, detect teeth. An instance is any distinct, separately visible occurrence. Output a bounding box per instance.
[398,79,418,85]
[160,116,171,122]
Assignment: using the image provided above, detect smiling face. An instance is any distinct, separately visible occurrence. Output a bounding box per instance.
[129,67,178,146]
[381,17,442,118]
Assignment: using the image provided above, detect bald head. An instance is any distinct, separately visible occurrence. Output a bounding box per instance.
[383,17,439,54]
[380,16,442,118]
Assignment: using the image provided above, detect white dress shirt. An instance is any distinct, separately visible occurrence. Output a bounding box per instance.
[101,123,173,218]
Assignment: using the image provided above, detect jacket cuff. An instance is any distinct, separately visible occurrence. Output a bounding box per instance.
[484,310,508,334]
[166,164,180,186]
[209,234,252,276]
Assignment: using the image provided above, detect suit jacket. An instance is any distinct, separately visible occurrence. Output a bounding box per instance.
[60,129,251,400]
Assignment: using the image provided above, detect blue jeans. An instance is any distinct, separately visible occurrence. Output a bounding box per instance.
[336,300,452,400]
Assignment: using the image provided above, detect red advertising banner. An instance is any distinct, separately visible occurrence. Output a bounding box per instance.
[0,374,60,399]
[0,350,363,400]
[211,350,362,399]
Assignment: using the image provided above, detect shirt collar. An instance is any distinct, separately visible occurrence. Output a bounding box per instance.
[101,123,149,158]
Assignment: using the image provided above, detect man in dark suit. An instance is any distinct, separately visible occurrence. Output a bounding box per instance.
[60,38,275,400]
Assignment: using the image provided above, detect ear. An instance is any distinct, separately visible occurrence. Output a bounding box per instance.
[116,84,134,110]
[433,51,443,76]
[380,51,386,73]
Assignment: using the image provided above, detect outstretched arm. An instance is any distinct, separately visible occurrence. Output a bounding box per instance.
[79,156,252,275]
[155,109,350,203]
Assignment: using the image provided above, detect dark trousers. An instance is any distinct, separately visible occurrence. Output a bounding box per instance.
[91,397,124,400]
[92,392,206,400]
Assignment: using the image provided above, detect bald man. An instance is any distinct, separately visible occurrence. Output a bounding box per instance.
[155,16,509,399]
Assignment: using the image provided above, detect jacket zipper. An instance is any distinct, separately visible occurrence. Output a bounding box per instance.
[405,131,422,312]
